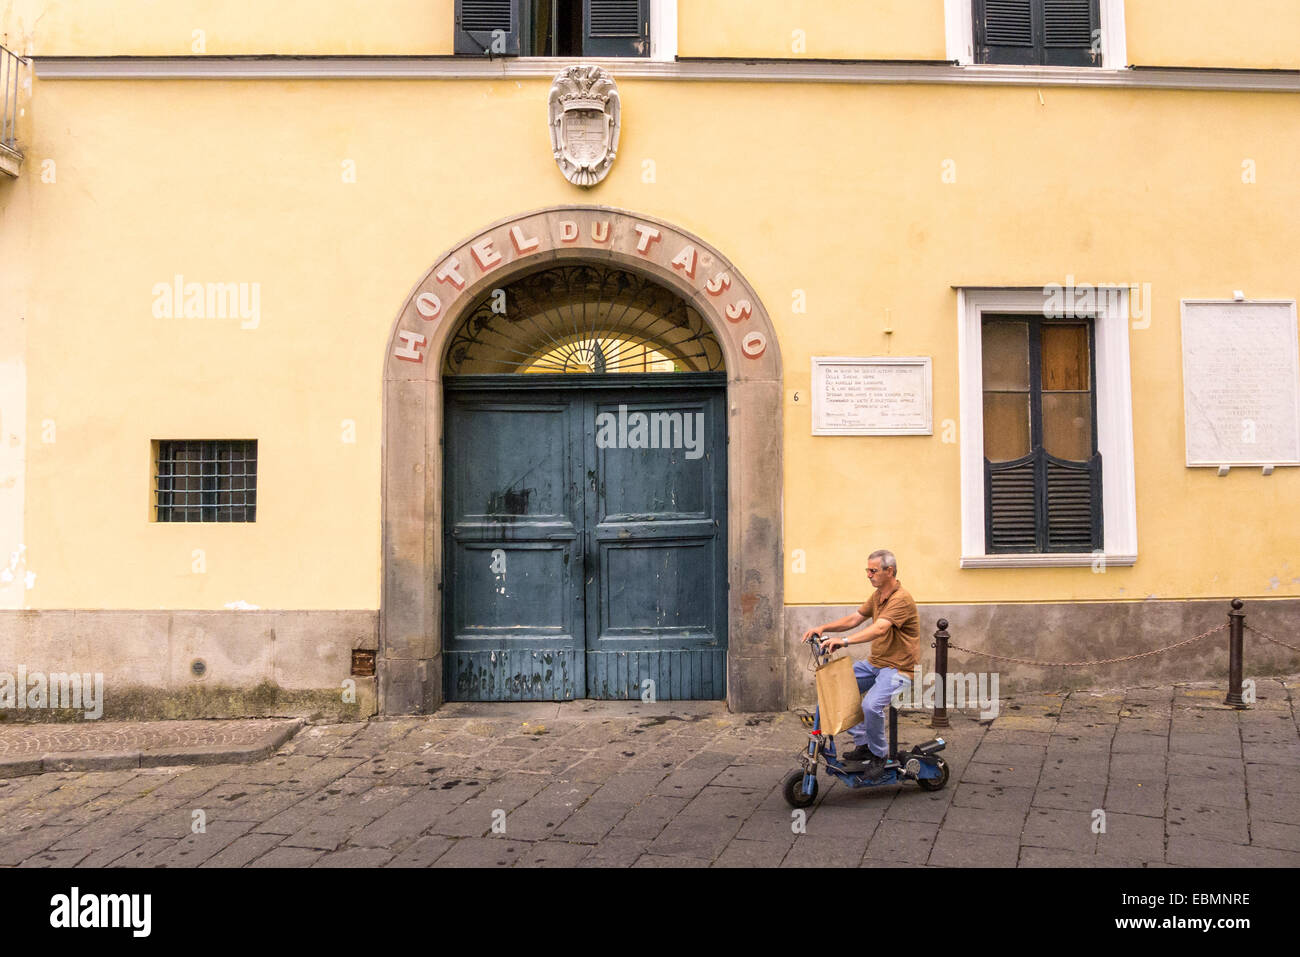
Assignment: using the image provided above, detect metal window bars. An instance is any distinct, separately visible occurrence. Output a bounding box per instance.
[155,440,258,522]
[1,45,26,152]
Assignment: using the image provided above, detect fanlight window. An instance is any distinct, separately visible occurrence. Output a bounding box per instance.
[442,265,725,375]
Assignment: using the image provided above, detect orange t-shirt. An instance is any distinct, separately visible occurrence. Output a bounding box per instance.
[857,583,920,672]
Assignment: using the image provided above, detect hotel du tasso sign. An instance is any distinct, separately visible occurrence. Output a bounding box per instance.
[388,209,772,373]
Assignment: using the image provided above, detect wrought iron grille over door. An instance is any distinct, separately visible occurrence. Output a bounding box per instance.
[442,264,725,375]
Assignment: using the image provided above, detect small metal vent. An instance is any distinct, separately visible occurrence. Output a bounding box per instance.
[351,650,377,677]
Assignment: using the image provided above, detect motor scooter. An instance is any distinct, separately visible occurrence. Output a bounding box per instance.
[783,633,950,808]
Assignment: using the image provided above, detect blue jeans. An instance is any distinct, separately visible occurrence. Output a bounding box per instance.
[848,660,912,758]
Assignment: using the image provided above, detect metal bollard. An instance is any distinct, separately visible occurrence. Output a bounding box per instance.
[932,619,950,729]
[1224,598,1247,709]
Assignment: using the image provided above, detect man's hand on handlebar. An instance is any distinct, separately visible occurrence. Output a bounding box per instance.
[801,628,845,653]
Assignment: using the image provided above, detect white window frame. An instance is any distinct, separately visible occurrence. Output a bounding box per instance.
[945,0,1128,69]
[649,0,677,62]
[957,287,1138,568]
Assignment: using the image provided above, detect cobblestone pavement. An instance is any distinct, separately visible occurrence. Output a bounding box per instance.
[0,677,1297,868]
[0,720,298,757]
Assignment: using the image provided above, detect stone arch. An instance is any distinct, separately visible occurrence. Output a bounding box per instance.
[381,205,784,713]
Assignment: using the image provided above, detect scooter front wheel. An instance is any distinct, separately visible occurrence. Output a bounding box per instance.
[916,757,949,792]
[783,770,818,808]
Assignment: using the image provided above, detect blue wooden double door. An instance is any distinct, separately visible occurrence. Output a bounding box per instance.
[443,374,728,701]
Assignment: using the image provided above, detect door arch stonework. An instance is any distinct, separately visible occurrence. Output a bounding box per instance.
[381,206,784,713]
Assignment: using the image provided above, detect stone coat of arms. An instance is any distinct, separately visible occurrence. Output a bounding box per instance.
[548,65,620,188]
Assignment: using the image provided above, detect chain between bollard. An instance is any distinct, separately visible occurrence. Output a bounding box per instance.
[943,622,1230,668]
[1244,623,1300,655]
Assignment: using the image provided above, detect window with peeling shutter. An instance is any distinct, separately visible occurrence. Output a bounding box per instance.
[982,316,1102,553]
[456,0,520,55]
[974,0,1101,66]
[584,0,649,57]
[456,1,649,57]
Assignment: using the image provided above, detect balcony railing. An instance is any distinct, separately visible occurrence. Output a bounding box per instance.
[1,44,26,176]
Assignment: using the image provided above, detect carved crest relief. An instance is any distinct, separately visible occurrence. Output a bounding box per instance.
[548,65,620,188]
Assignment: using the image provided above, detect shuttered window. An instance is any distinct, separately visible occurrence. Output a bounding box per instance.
[456,0,649,56]
[973,0,1101,66]
[983,316,1102,552]
[455,0,520,55]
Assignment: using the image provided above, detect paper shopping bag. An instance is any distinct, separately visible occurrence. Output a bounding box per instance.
[814,653,864,735]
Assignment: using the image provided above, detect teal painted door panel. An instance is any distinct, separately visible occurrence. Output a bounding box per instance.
[584,391,727,699]
[443,378,727,701]
[443,395,585,700]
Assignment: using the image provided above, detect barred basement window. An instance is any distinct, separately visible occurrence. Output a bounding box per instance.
[154,440,257,522]
[982,316,1101,552]
[973,0,1101,67]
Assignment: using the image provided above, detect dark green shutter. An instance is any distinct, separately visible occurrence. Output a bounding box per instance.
[976,0,1036,64]
[1045,455,1102,550]
[1042,0,1099,66]
[986,458,1038,551]
[456,0,520,56]
[583,0,649,56]
[975,0,1100,66]
[986,452,1102,553]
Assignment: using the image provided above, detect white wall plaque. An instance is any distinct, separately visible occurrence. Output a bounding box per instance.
[811,356,932,435]
[1181,300,1300,467]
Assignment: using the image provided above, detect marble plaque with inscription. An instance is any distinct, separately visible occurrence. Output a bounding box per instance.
[811,357,932,435]
[1181,301,1300,466]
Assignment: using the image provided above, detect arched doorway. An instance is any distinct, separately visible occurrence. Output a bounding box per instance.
[381,207,783,713]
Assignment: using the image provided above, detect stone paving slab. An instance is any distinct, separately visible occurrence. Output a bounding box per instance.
[0,719,305,777]
[0,674,1295,866]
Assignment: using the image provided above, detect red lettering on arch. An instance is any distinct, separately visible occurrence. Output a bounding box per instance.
[670,245,698,280]
[726,299,753,323]
[393,330,428,363]
[471,238,502,271]
[633,224,662,255]
[510,225,540,254]
[435,256,467,290]
[415,292,441,321]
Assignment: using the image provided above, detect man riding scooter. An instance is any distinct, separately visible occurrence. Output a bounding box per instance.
[801,549,920,781]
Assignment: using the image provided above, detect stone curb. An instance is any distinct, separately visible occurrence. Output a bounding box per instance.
[0,719,305,779]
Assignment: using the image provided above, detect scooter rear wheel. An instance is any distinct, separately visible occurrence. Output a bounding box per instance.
[916,757,949,791]
[783,770,818,808]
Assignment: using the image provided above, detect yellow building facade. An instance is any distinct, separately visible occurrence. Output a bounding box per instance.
[1,1,1298,716]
